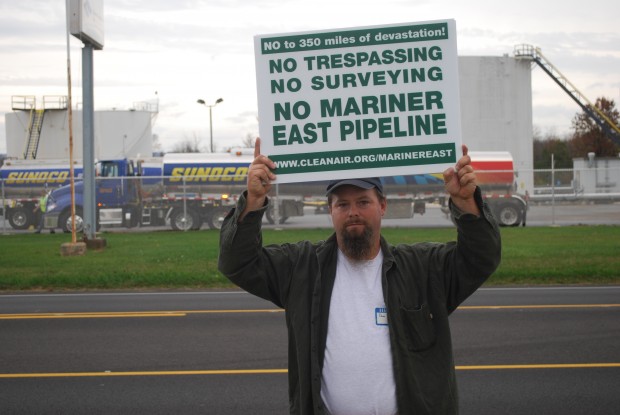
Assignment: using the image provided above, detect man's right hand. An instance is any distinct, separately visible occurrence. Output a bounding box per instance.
[240,138,276,220]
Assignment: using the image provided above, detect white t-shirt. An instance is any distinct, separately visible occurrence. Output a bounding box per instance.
[320,249,397,415]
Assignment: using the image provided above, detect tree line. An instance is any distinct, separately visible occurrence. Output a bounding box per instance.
[534,97,620,169]
[533,97,619,186]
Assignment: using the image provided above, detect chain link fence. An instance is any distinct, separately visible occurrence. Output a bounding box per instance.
[2,167,620,235]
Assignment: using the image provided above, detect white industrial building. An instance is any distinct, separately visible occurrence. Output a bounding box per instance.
[459,55,533,193]
[3,55,535,191]
[4,96,156,161]
[573,156,620,195]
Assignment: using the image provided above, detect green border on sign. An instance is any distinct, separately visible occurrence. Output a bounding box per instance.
[260,23,449,55]
[270,143,456,174]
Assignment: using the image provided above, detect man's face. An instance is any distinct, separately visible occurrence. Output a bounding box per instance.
[328,185,386,260]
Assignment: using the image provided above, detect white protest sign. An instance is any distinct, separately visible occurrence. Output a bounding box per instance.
[254,19,462,183]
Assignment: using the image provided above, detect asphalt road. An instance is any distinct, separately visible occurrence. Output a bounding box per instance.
[1,287,619,414]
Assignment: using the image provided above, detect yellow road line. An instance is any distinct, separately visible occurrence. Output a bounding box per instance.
[1,364,618,379]
[1,305,617,320]
[0,369,288,378]
[457,363,620,370]
[183,309,284,314]
[0,309,283,320]
[0,312,187,319]
[458,304,620,310]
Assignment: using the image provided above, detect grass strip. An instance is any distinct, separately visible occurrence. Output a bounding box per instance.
[0,226,618,290]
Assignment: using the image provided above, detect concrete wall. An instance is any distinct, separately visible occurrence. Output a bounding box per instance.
[5,109,153,160]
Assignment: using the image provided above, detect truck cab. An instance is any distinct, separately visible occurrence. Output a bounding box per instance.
[44,159,140,232]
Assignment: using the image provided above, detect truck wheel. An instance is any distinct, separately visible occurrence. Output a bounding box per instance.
[497,203,521,227]
[265,208,288,225]
[123,207,140,228]
[8,208,32,230]
[170,208,200,231]
[59,209,84,233]
[207,208,230,230]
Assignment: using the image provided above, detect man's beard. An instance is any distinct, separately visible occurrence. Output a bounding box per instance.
[340,221,374,260]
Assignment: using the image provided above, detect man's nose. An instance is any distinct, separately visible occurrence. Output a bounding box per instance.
[347,204,359,217]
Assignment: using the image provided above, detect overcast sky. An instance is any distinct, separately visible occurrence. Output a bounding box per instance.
[1,0,618,154]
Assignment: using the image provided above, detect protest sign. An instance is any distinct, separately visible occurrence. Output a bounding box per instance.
[254,19,462,183]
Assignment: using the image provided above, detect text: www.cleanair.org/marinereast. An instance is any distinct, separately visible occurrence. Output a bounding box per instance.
[272,146,455,174]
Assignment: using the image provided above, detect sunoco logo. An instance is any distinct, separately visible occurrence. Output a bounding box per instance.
[6,171,70,184]
[169,166,248,182]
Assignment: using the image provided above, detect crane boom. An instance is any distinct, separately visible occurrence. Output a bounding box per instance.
[514,44,620,146]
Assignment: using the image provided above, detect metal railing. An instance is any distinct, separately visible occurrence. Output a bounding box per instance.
[11,96,36,111]
[42,96,68,110]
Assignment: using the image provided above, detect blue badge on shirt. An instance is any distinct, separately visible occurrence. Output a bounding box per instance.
[375,307,388,326]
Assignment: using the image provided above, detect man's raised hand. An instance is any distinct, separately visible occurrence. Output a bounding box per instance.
[442,144,480,215]
[241,138,276,219]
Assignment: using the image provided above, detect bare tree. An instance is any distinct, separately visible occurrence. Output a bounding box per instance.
[171,132,202,153]
[241,134,256,148]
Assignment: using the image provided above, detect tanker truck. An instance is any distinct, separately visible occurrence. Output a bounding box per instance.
[0,159,83,229]
[467,151,528,226]
[36,149,525,233]
[41,152,306,232]
[152,150,528,227]
[297,150,528,227]
[140,152,305,230]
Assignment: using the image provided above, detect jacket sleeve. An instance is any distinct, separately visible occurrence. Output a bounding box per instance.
[441,186,502,312]
[218,192,295,308]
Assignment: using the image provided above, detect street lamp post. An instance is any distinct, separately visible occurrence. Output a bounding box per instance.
[197,98,223,153]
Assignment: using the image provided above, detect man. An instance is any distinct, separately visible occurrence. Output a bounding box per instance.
[33,189,53,234]
[218,139,501,415]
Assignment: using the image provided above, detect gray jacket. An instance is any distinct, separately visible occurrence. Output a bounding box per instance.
[218,187,501,414]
